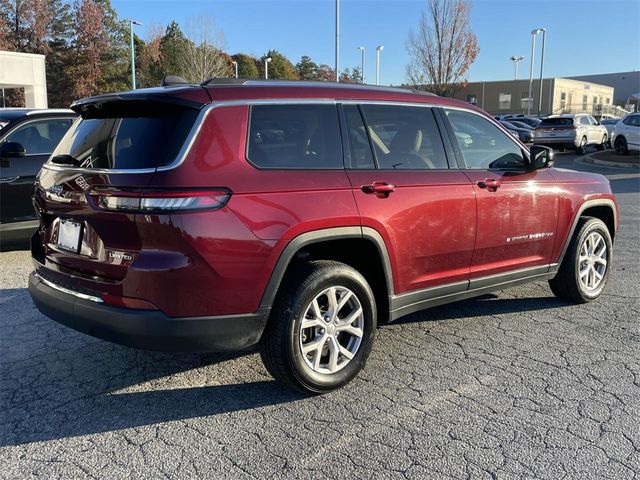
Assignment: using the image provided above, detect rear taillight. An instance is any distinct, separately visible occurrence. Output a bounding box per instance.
[88,189,231,213]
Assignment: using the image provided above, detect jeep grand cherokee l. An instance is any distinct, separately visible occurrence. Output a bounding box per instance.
[29,81,618,393]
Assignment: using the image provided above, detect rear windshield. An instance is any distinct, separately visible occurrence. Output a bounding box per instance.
[539,118,574,127]
[50,106,198,169]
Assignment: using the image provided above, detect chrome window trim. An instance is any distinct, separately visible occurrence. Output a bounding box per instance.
[34,273,104,303]
[40,97,510,175]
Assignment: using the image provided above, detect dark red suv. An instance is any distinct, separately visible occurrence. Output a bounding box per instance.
[29,80,618,393]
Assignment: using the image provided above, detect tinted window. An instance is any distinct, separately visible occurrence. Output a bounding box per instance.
[359,104,447,169]
[444,109,525,170]
[248,104,342,169]
[343,105,375,169]
[539,118,573,127]
[50,107,198,169]
[4,118,74,155]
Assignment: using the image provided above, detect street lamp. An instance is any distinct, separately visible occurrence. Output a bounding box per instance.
[232,61,238,79]
[264,57,272,80]
[358,47,365,84]
[335,0,340,82]
[537,29,547,115]
[510,55,524,80]
[375,45,384,86]
[129,20,142,89]
[527,28,544,115]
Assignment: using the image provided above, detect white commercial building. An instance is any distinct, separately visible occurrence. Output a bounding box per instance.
[0,50,48,108]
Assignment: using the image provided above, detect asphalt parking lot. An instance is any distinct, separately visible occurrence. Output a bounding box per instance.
[1,152,639,479]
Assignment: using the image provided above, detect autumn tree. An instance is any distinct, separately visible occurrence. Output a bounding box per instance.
[261,49,298,80]
[232,53,259,79]
[316,64,336,82]
[406,0,479,97]
[70,0,108,99]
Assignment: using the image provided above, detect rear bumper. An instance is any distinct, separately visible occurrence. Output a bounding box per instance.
[28,272,269,352]
[533,137,578,148]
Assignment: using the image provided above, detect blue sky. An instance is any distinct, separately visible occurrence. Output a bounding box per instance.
[113,0,640,85]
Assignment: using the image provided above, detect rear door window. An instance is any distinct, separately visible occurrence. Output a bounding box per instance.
[247,104,343,169]
[358,104,448,169]
[50,106,198,169]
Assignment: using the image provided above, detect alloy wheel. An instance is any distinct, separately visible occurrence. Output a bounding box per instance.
[578,232,608,291]
[298,286,364,374]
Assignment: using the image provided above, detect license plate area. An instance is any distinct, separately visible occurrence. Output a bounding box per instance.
[57,219,83,253]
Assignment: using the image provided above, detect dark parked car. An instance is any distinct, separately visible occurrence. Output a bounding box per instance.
[500,120,533,143]
[29,81,618,393]
[0,109,77,244]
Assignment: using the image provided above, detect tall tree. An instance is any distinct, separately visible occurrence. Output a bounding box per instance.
[159,21,190,77]
[232,53,259,79]
[296,55,318,80]
[181,15,230,83]
[261,49,299,80]
[406,0,479,97]
[70,0,108,99]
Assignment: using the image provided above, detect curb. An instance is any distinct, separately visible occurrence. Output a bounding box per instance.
[581,153,640,169]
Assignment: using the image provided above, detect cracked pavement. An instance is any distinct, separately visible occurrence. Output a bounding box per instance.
[1,153,639,479]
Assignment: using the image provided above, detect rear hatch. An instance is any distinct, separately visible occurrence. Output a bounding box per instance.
[535,117,577,139]
[32,88,210,283]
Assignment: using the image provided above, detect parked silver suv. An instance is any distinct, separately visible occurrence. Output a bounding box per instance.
[533,114,608,154]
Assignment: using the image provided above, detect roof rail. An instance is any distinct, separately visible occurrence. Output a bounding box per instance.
[161,75,190,86]
[199,78,438,96]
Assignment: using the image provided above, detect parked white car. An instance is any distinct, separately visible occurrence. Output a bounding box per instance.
[599,118,619,146]
[612,113,640,154]
[533,114,608,154]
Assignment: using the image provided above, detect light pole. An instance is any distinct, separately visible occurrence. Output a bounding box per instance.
[358,46,365,84]
[335,0,340,82]
[510,55,524,80]
[375,45,383,85]
[232,61,238,79]
[537,28,547,116]
[527,29,544,115]
[129,20,142,89]
[264,57,272,79]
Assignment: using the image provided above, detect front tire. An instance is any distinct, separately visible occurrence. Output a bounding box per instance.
[260,260,377,394]
[596,135,607,151]
[549,217,612,303]
[614,136,628,155]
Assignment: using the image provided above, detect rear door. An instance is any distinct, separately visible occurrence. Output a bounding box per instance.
[441,108,558,280]
[33,98,205,281]
[0,116,74,224]
[342,103,476,296]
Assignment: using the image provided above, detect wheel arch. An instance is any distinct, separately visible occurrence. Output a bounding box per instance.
[259,226,394,324]
[555,199,617,267]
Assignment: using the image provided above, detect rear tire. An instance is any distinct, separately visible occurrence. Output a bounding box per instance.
[549,217,612,303]
[260,260,377,394]
[614,136,628,155]
[575,136,588,155]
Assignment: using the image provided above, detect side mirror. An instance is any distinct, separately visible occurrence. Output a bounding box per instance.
[529,145,554,170]
[0,141,26,168]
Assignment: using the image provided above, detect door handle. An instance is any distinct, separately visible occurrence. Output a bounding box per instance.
[361,181,396,198]
[477,178,501,191]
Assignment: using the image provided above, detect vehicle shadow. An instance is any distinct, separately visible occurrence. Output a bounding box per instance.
[0,287,303,447]
[391,293,568,325]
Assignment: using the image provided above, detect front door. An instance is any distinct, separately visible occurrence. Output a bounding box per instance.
[342,103,476,296]
[0,117,74,224]
[441,108,558,280]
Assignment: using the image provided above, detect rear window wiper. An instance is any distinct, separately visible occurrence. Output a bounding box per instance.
[51,154,81,167]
